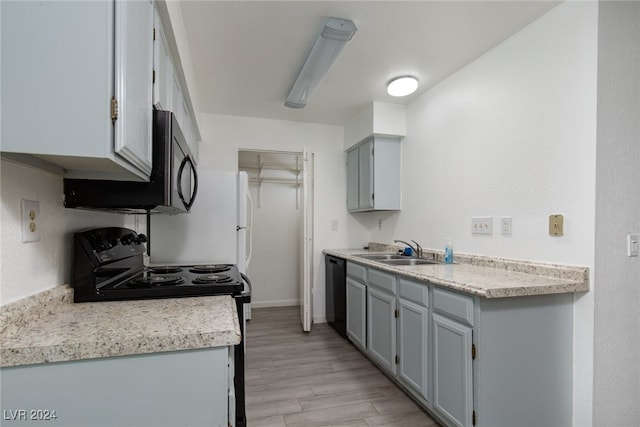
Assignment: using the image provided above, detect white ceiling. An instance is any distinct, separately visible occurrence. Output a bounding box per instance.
[179,1,560,126]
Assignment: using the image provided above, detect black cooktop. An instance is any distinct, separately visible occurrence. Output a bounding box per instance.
[72,228,246,303]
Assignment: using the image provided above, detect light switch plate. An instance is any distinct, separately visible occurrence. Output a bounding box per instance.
[472,217,492,235]
[21,199,40,243]
[628,233,639,257]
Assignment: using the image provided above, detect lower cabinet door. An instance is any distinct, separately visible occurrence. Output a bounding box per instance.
[398,298,429,400]
[366,286,396,375]
[346,277,366,349]
[432,313,473,427]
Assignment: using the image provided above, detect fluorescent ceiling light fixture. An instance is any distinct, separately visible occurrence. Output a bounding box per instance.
[387,76,419,97]
[285,17,357,109]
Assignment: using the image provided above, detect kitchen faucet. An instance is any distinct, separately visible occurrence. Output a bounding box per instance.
[393,239,423,258]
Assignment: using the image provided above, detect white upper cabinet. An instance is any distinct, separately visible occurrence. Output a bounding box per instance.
[114,0,154,178]
[152,5,199,162]
[1,0,154,181]
[153,7,173,112]
[346,137,402,212]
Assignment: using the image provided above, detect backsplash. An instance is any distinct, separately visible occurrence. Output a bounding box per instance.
[0,160,132,305]
[368,242,589,282]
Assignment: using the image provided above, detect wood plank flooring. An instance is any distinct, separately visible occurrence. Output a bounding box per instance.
[245,306,440,427]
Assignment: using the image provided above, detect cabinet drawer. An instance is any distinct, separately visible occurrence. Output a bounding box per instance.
[399,278,429,307]
[347,262,367,282]
[368,268,396,295]
[432,288,474,326]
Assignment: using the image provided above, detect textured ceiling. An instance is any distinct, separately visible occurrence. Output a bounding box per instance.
[180,1,560,125]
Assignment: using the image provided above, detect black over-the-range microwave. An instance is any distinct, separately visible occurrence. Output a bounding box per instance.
[64,110,198,214]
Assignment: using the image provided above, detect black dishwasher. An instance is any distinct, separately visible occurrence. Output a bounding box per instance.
[325,254,347,338]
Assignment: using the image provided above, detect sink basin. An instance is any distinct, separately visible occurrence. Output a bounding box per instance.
[380,258,439,266]
[355,253,408,260]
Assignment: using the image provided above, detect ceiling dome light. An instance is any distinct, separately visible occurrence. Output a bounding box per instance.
[387,76,419,97]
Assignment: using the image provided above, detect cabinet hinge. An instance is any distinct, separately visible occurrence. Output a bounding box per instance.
[110,96,118,122]
[472,343,477,360]
[472,410,476,426]
[394,309,398,318]
[395,355,399,364]
[153,27,156,41]
[153,69,156,84]
[372,193,375,201]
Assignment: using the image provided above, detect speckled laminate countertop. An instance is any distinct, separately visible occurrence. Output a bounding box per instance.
[0,286,241,368]
[324,248,589,298]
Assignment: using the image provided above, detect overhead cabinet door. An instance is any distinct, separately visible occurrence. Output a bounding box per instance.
[345,137,401,212]
[113,0,153,177]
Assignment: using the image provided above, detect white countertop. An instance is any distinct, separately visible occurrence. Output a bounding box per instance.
[0,286,241,368]
[324,248,589,298]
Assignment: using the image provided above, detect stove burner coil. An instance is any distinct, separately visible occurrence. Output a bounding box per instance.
[148,266,184,274]
[192,274,233,284]
[189,265,230,274]
[129,275,185,288]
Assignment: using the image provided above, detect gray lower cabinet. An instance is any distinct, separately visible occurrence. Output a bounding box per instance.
[397,278,430,402]
[345,264,575,427]
[346,277,367,350]
[346,262,368,350]
[0,347,230,427]
[366,268,397,375]
[366,286,397,375]
[432,313,473,427]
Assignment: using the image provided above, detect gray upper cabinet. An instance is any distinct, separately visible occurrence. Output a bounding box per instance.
[1,0,153,181]
[346,137,401,212]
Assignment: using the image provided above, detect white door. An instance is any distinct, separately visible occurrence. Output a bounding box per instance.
[300,149,314,331]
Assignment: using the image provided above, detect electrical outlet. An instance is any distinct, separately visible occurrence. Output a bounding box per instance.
[472,217,493,235]
[378,218,383,231]
[21,199,40,243]
[331,219,339,232]
[500,216,512,235]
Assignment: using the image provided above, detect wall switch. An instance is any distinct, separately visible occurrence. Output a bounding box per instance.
[549,214,564,237]
[500,216,512,235]
[628,233,639,257]
[21,199,40,243]
[331,219,339,232]
[472,217,493,235]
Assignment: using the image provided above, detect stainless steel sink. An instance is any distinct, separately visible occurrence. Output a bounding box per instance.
[380,258,439,266]
[355,253,408,260]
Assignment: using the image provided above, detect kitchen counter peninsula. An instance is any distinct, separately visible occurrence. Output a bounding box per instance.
[323,248,589,298]
[0,285,241,367]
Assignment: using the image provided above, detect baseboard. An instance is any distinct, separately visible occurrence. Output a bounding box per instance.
[250,299,299,308]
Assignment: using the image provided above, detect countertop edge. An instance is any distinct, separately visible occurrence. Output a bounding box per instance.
[0,286,241,368]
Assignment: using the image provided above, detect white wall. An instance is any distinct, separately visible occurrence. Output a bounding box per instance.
[593,2,640,425]
[197,114,369,322]
[0,160,133,305]
[362,2,598,424]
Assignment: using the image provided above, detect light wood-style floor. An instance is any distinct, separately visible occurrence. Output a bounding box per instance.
[245,306,440,427]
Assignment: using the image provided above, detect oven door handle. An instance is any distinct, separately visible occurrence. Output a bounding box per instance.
[177,155,198,211]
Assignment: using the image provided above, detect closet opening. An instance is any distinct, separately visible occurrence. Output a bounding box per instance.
[238,149,314,331]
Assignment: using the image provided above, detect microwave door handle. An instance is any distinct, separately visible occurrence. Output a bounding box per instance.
[177,156,198,211]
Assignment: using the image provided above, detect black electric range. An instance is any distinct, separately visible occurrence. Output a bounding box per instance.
[72,227,247,303]
[71,227,250,427]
